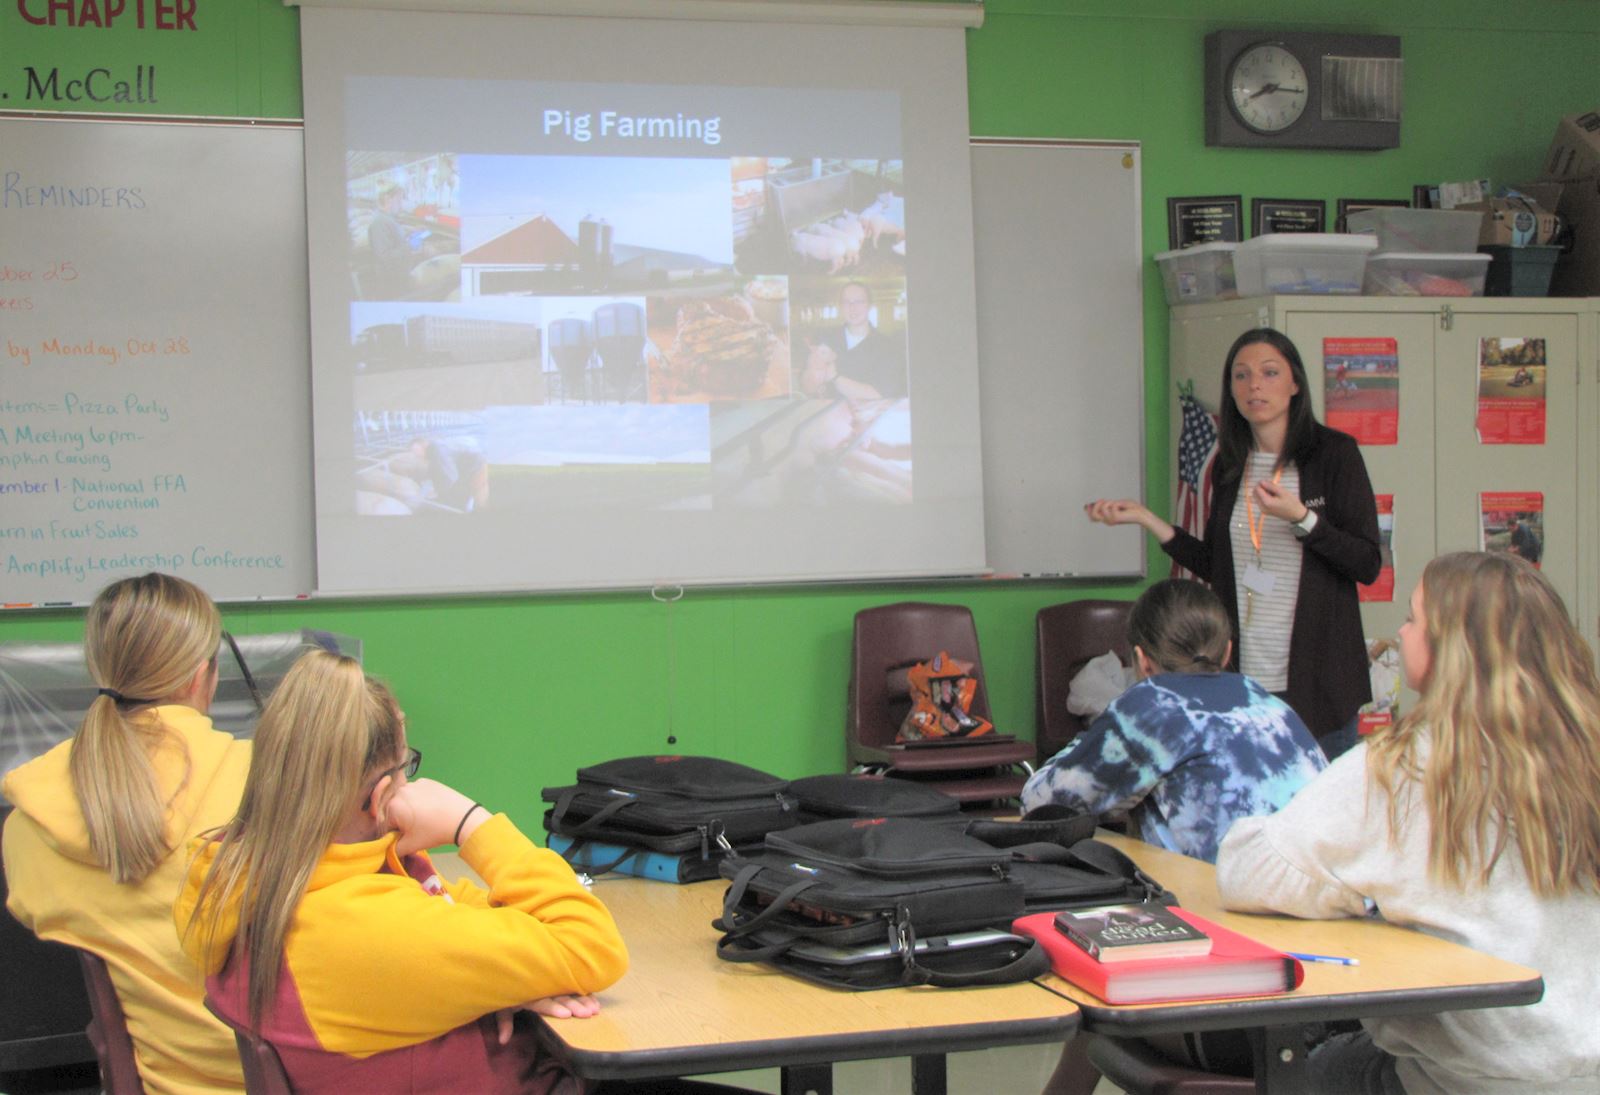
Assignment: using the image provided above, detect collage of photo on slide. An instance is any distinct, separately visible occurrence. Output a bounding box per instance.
[345,151,912,518]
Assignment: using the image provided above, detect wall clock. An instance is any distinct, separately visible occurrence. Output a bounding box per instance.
[1205,30,1402,150]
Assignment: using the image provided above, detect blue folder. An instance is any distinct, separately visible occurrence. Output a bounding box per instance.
[546,833,719,884]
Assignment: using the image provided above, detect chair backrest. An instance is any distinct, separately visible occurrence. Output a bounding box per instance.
[232,1030,295,1095]
[848,602,992,756]
[1035,600,1133,762]
[74,950,145,1095]
[203,998,295,1095]
[0,810,96,1074]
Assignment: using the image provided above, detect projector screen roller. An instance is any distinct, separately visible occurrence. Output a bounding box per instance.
[303,9,985,594]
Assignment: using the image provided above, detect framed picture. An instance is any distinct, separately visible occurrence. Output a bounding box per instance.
[1337,197,1410,231]
[1251,198,1326,236]
[1167,195,1243,249]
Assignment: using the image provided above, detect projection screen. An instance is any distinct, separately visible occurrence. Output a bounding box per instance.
[302,6,987,594]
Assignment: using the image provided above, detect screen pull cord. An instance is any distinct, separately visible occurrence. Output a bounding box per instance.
[651,584,685,746]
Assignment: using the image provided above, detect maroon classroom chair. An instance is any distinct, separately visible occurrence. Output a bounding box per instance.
[1034,599,1134,764]
[73,950,144,1095]
[847,602,1035,806]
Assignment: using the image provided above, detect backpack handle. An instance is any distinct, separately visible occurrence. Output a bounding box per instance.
[712,864,822,939]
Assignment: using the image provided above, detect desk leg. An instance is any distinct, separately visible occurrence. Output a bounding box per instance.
[781,1063,832,1095]
[1250,1025,1309,1094]
[911,1053,947,1095]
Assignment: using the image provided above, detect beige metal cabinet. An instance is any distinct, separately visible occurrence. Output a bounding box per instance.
[1167,295,1597,661]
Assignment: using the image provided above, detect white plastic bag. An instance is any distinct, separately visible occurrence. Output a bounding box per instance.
[1066,650,1133,719]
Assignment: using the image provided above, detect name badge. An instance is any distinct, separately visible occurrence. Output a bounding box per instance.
[1241,563,1276,596]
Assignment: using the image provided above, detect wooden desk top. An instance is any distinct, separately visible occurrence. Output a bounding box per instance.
[1043,832,1544,1036]
[535,875,1080,1081]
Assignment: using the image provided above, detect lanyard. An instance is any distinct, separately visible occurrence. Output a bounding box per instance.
[1244,463,1285,558]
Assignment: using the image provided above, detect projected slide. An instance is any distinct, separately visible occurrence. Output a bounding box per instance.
[340,80,910,518]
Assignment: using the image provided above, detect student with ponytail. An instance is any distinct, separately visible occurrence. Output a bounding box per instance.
[1021,579,1326,864]
[177,650,629,1094]
[3,573,249,1095]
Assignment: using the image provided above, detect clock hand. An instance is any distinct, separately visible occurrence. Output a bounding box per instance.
[1246,83,1306,101]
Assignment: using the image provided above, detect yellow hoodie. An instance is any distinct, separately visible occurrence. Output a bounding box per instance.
[2,705,250,1095]
[174,814,629,1093]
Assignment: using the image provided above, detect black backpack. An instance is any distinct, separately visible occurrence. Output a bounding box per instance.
[786,773,964,823]
[712,814,1168,990]
[542,755,799,880]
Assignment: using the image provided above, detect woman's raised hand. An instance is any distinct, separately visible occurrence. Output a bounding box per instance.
[1085,499,1150,526]
[1252,478,1308,523]
[1084,499,1175,543]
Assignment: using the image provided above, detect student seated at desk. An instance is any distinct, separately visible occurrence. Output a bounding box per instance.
[1218,552,1600,1094]
[1021,579,1326,863]
[2,573,249,1095]
[177,651,629,1094]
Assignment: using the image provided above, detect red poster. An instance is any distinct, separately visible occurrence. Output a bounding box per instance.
[1324,337,1398,445]
[1360,494,1395,602]
[1476,337,1546,445]
[1480,491,1544,569]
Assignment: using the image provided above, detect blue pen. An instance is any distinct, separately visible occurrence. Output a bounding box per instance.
[1287,951,1360,967]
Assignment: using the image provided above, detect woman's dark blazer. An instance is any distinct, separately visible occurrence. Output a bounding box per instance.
[1163,424,1382,739]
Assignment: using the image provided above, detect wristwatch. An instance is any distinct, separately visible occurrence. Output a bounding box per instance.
[1291,508,1319,540]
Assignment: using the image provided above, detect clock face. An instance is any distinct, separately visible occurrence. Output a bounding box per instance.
[1228,43,1310,134]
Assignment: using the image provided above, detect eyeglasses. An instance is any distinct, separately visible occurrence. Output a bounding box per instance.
[361,746,422,811]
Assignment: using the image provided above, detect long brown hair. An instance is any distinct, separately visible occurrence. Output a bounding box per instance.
[184,651,402,1027]
[1368,552,1600,895]
[69,573,221,884]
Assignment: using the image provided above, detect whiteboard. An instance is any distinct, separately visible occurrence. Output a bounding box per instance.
[972,139,1146,578]
[0,116,314,605]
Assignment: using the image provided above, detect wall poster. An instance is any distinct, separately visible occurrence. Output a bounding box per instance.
[1359,493,1395,603]
[1480,491,1545,568]
[1324,337,1398,445]
[1476,337,1546,445]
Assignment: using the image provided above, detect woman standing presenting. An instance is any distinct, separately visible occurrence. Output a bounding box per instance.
[1087,328,1380,758]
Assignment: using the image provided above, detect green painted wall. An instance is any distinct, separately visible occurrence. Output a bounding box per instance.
[2,0,1597,831]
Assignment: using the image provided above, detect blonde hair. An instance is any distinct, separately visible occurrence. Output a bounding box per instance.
[184,651,402,1027]
[1368,552,1600,895]
[69,573,221,884]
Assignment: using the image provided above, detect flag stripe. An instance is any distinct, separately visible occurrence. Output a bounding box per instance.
[1171,391,1219,583]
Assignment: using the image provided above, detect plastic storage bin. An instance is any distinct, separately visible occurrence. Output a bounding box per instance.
[1154,242,1237,305]
[1345,208,1484,254]
[1363,252,1491,297]
[1234,234,1375,296]
[1480,245,1561,297]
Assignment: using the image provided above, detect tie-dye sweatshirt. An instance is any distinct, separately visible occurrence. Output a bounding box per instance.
[1021,671,1325,862]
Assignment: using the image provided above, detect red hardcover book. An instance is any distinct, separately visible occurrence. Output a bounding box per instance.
[1014,907,1305,1005]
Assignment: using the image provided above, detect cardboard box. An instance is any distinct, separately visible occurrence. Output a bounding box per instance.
[1541,110,1600,294]
[1543,110,1600,181]
[1456,185,1564,247]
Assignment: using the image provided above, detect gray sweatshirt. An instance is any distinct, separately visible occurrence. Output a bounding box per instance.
[1217,739,1600,1095]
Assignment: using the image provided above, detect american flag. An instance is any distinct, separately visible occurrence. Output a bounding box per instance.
[1172,389,1219,582]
